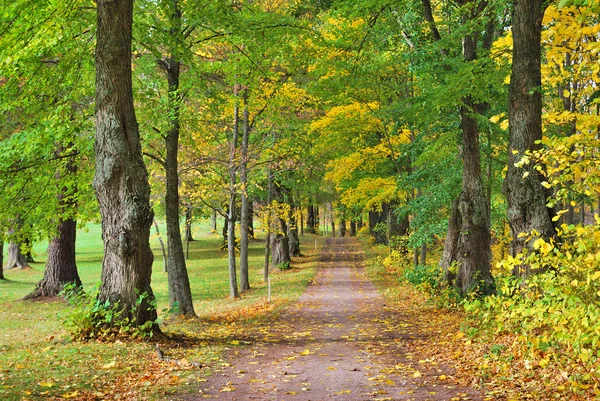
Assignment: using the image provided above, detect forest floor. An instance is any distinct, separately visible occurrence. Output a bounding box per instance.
[182,237,482,401]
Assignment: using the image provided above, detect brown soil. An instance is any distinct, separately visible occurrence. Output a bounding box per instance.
[185,237,482,401]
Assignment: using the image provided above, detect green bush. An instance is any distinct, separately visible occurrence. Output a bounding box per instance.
[61,283,158,340]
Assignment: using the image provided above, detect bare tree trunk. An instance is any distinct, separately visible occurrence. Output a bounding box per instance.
[184,207,194,242]
[264,170,273,282]
[24,218,80,300]
[0,241,4,280]
[227,85,240,299]
[339,219,346,237]
[154,219,168,272]
[211,209,217,232]
[287,204,301,257]
[94,0,157,327]
[328,203,335,238]
[306,204,316,233]
[349,220,356,236]
[239,89,250,292]
[440,198,460,285]
[503,0,554,277]
[159,1,196,316]
[25,145,81,300]
[453,19,494,294]
[6,240,29,269]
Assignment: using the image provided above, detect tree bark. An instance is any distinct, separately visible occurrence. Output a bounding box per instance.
[154,219,168,273]
[239,89,250,292]
[211,209,217,232]
[503,0,554,276]
[184,207,194,242]
[452,16,494,294]
[349,220,356,236]
[306,204,316,233]
[440,198,460,285]
[162,19,196,316]
[287,202,301,257]
[6,240,29,269]
[25,145,81,300]
[227,85,240,299]
[0,241,3,280]
[24,218,80,300]
[272,220,291,267]
[339,219,346,237]
[94,0,157,327]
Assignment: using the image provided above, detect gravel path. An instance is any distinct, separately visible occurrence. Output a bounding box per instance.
[186,237,482,401]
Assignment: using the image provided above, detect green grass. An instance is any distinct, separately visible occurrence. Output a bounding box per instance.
[0,219,325,400]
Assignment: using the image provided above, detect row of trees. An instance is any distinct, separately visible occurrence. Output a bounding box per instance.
[1,0,599,330]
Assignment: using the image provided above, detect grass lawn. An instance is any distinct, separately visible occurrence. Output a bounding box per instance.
[0,219,325,400]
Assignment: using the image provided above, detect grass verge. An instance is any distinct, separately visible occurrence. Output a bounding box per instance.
[0,222,326,400]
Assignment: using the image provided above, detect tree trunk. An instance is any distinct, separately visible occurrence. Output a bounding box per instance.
[264,170,273,282]
[287,204,301,257]
[24,218,80,300]
[163,31,196,316]
[222,210,228,249]
[454,102,494,294]
[349,220,356,236]
[227,85,240,299]
[0,241,3,280]
[154,219,168,273]
[440,198,460,285]
[452,20,494,294]
[248,202,255,240]
[306,204,316,233]
[329,203,336,238]
[239,89,250,292]
[184,207,194,242]
[94,0,157,327]
[339,219,346,237]
[6,240,29,269]
[368,206,388,245]
[211,209,217,232]
[25,145,81,300]
[271,220,291,267]
[420,242,427,266]
[503,0,554,276]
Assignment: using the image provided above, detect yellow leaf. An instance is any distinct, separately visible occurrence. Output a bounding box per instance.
[286,391,297,395]
[300,349,310,356]
[39,381,54,388]
[23,391,32,395]
[327,366,337,371]
[230,340,240,345]
[61,391,80,399]
[335,390,352,395]
[413,370,422,378]
[220,386,236,392]
[102,361,117,369]
[438,375,447,381]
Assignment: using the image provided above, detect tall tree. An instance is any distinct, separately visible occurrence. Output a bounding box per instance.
[503,0,555,276]
[160,0,196,317]
[94,0,157,327]
[239,88,251,292]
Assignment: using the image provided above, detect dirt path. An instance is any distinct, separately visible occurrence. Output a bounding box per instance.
[187,237,482,400]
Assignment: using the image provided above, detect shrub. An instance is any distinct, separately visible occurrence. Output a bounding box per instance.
[61,283,158,340]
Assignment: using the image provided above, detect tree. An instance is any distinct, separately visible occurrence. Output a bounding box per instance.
[24,147,81,300]
[160,0,196,317]
[503,0,555,276]
[93,0,157,327]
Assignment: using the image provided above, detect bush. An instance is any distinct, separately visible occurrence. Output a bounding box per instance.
[61,283,158,340]
[276,261,291,271]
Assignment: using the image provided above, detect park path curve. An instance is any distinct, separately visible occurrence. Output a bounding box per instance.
[188,237,482,401]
